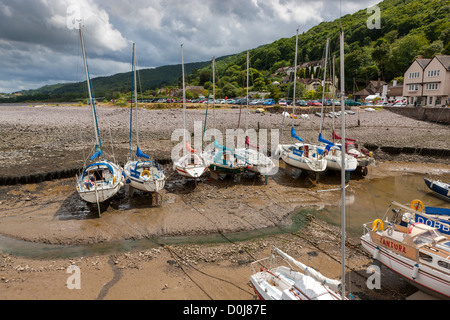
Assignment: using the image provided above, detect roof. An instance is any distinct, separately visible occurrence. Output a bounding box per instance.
[416,58,432,69]
[435,55,450,70]
[353,88,375,96]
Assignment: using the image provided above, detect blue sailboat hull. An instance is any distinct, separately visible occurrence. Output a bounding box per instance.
[415,206,450,235]
[424,178,450,201]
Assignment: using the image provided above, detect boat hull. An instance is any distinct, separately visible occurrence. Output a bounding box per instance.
[76,161,124,203]
[173,153,208,179]
[278,144,327,173]
[234,148,275,176]
[124,160,165,193]
[360,233,450,298]
[424,178,450,201]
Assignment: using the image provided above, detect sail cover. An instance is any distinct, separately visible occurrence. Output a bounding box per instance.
[291,127,303,142]
[90,144,102,160]
[136,146,150,159]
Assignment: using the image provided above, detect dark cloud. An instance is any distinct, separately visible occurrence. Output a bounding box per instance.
[0,0,380,92]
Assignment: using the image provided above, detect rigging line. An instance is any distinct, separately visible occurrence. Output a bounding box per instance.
[164,245,214,300]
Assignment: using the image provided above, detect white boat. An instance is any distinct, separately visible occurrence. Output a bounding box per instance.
[173,44,208,182]
[360,201,450,298]
[75,22,123,204]
[233,51,275,180]
[174,142,209,179]
[250,247,345,300]
[124,43,165,198]
[77,160,124,204]
[318,133,358,172]
[250,28,350,301]
[276,29,327,178]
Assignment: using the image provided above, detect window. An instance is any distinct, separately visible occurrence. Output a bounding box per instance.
[427,70,440,77]
[429,96,433,105]
[419,252,433,263]
[408,84,419,91]
[425,83,439,90]
[438,260,450,270]
[436,97,442,105]
[409,72,420,79]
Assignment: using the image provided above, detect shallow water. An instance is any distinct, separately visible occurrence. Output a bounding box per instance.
[0,172,448,259]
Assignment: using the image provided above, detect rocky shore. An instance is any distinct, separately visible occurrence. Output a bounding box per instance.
[0,103,449,301]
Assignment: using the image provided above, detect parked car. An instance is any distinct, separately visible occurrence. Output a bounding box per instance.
[392,102,406,107]
[307,100,321,106]
[279,99,287,106]
[295,100,308,106]
[264,98,275,105]
[344,99,361,106]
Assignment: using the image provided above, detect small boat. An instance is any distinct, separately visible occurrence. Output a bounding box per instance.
[174,142,209,180]
[202,140,248,175]
[124,43,165,200]
[235,137,275,177]
[408,200,450,235]
[250,247,345,300]
[361,201,450,298]
[75,22,123,204]
[276,128,327,175]
[424,178,450,201]
[331,130,374,175]
[173,44,208,182]
[318,133,358,173]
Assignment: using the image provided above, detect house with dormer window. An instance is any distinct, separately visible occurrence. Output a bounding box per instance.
[403,55,450,107]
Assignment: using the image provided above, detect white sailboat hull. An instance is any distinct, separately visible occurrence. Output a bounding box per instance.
[124,160,166,193]
[174,153,208,179]
[360,232,450,298]
[278,143,327,173]
[250,266,342,300]
[234,148,275,176]
[76,161,124,203]
[322,149,358,172]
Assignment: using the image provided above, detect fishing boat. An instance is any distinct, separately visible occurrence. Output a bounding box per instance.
[424,178,450,201]
[123,43,165,200]
[360,201,450,298]
[407,200,450,235]
[250,27,350,301]
[173,44,208,182]
[276,29,327,179]
[75,22,124,204]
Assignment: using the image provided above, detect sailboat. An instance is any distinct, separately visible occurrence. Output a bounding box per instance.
[173,44,209,182]
[250,27,350,301]
[123,43,166,200]
[316,37,357,175]
[75,22,124,204]
[276,28,327,179]
[234,51,275,179]
[201,57,249,176]
[360,201,450,298]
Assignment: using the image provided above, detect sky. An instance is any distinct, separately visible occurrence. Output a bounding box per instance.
[0,0,381,93]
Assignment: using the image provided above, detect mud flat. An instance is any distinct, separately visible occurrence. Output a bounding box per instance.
[0,103,449,300]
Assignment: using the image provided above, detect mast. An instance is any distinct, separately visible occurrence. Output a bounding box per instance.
[292,27,299,124]
[133,43,140,149]
[181,44,186,157]
[78,21,101,151]
[246,51,249,135]
[339,26,346,300]
[320,37,329,134]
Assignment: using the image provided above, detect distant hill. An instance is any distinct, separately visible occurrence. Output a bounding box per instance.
[10,0,450,102]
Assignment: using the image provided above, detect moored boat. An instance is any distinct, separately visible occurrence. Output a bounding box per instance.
[361,201,450,298]
[424,178,450,201]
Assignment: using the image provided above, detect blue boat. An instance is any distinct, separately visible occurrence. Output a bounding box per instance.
[410,200,450,235]
[424,178,450,201]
